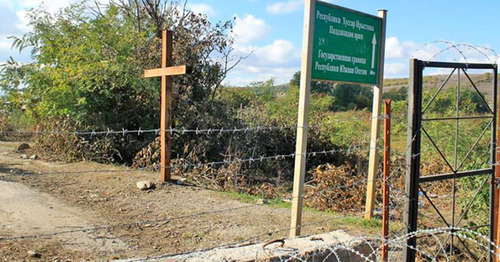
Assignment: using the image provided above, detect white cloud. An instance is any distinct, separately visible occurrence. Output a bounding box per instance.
[0,34,32,63]
[383,37,443,61]
[15,10,31,32]
[228,12,299,86]
[0,37,12,51]
[385,37,404,59]
[246,66,260,73]
[188,3,216,17]
[225,39,301,86]
[232,15,270,45]
[384,62,406,77]
[225,66,298,86]
[228,34,500,85]
[254,39,299,65]
[18,0,77,12]
[0,0,13,9]
[266,0,303,15]
[405,41,497,64]
[382,39,499,78]
[406,42,440,61]
[7,0,82,34]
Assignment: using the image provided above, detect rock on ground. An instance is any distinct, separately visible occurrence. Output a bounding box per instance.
[121,230,374,262]
[28,250,41,258]
[17,143,30,152]
[136,181,155,190]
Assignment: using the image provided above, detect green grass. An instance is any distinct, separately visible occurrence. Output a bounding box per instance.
[220,190,404,236]
[219,191,291,209]
[341,216,382,228]
[220,191,337,213]
[329,216,403,235]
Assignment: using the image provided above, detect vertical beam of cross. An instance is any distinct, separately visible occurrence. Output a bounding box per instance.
[162,30,172,182]
[144,30,187,182]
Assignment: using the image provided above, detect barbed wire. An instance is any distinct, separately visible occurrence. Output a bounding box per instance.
[0,141,391,178]
[2,87,498,261]
[0,185,384,244]
[0,149,493,261]
[0,164,418,258]
[124,214,360,262]
[0,144,414,246]
[0,113,405,137]
[411,40,499,65]
[121,226,498,262]
[0,126,292,136]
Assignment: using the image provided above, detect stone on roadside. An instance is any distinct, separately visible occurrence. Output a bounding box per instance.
[30,154,39,160]
[256,199,269,205]
[17,143,30,152]
[136,181,155,190]
[28,250,41,258]
[20,154,30,159]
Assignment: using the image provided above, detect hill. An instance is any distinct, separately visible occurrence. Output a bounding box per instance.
[384,72,497,98]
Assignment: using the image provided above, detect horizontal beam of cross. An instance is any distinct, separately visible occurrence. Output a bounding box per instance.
[144,65,187,78]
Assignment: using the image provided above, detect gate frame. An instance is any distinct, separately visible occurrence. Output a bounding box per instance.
[403,59,498,261]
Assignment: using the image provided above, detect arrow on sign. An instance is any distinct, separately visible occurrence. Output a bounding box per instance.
[371,33,377,69]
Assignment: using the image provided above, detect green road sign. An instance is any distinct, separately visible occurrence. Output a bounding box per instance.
[312,1,382,85]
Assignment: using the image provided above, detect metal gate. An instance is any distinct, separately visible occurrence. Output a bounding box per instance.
[403,59,498,261]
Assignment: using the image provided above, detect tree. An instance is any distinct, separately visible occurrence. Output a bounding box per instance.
[330,83,373,111]
[0,0,241,131]
[289,71,333,94]
[288,71,373,111]
[382,87,407,102]
[0,0,245,164]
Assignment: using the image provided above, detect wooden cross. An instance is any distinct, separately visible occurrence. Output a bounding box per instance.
[144,30,187,182]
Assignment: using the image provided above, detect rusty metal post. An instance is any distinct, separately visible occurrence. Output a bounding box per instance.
[34,124,38,142]
[382,99,391,261]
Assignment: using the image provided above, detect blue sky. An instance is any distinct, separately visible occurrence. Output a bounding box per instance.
[1,0,499,86]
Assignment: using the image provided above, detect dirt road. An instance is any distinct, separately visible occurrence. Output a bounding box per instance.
[0,142,346,260]
[0,180,127,252]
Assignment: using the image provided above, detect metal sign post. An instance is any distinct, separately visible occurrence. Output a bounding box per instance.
[290,0,315,238]
[365,9,387,220]
[290,0,386,237]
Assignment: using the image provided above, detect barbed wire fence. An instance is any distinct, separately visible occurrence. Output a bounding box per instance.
[0,42,499,260]
[0,106,492,259]
[1,112,493,261]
